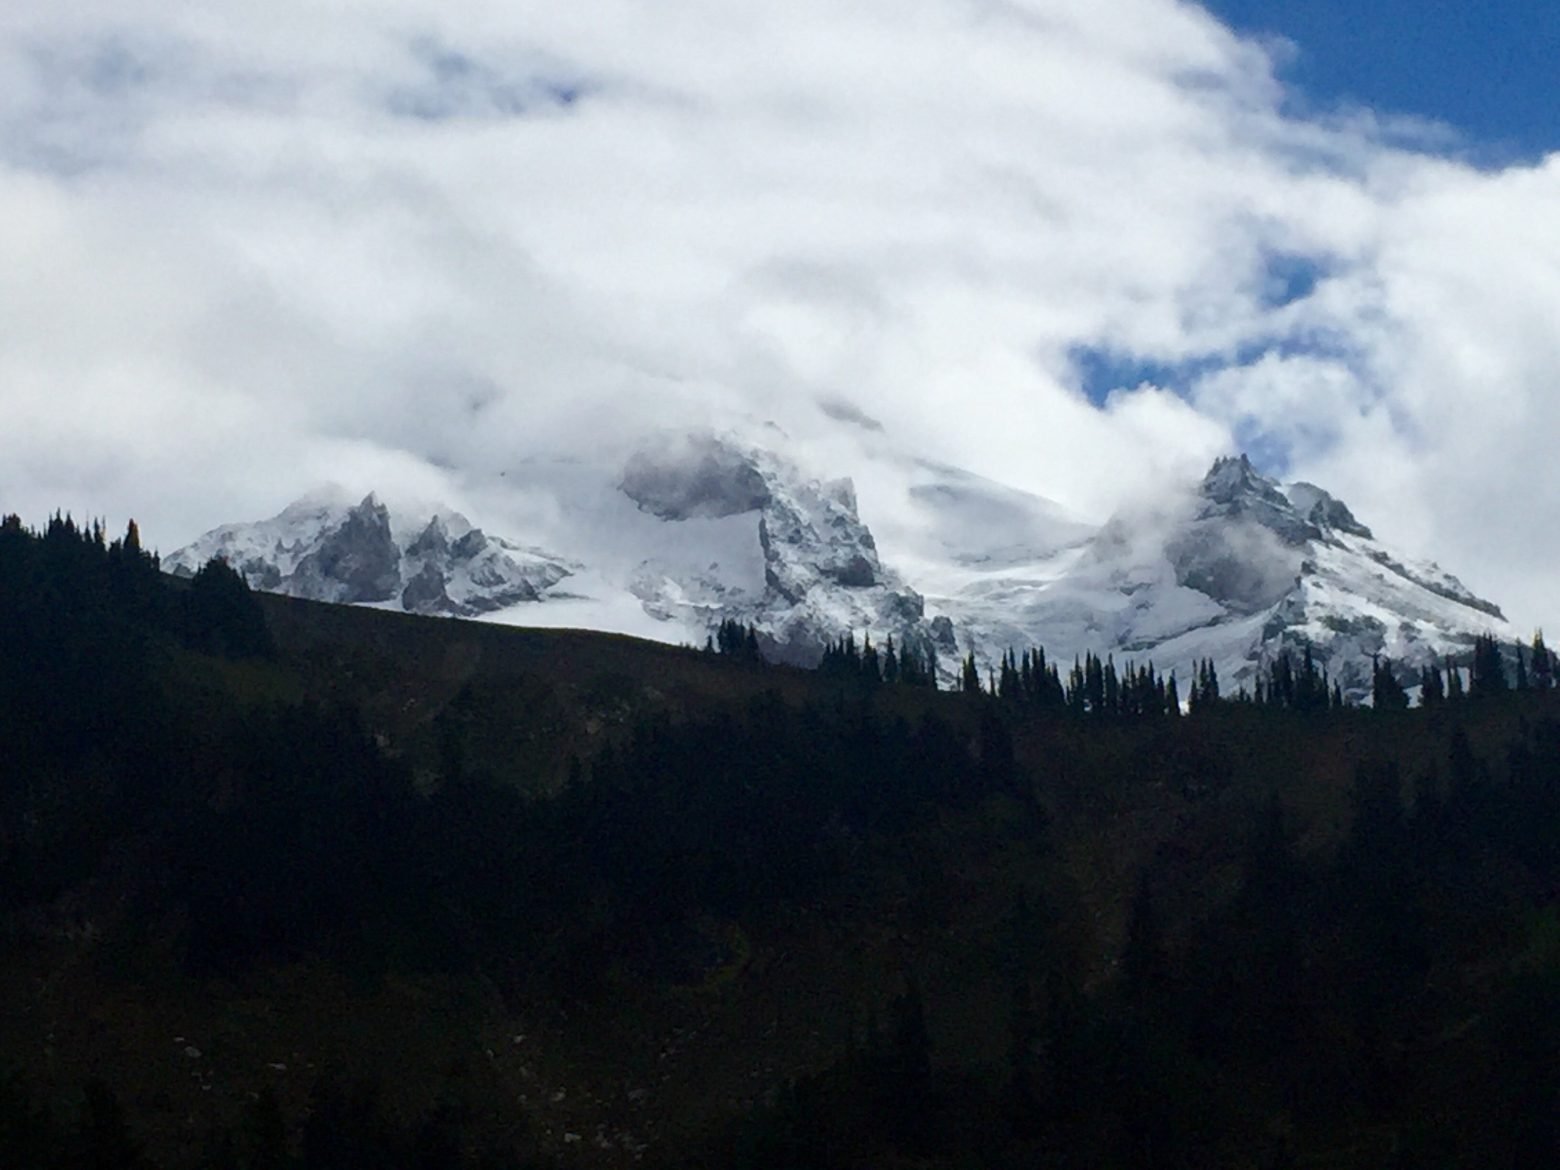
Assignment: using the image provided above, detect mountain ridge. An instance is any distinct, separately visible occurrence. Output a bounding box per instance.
[167,440,1514,701]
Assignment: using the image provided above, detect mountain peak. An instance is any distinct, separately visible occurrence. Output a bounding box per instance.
[1194,455,1376,545]
[171,439,1513,704]
[1196,454,1316,545]
[1200,453,1286,506]
[168,495,572,617]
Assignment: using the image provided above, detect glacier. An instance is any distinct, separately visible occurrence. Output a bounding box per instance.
[168,441,1515,703]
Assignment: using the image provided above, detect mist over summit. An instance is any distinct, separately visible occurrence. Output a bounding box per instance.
[171,429,1512,702]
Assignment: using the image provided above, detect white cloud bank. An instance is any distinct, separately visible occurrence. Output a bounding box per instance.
[1,0,1558,631]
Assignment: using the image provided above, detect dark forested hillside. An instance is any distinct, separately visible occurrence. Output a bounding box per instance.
[2,510,1558,1168]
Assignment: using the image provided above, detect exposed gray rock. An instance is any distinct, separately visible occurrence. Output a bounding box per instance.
[622,434,940,671]
[407,516,451,559]
[167,494,573,618]
[1287,482,1373,540]
[401,560,452,614]
[926,452,1516,703]
[452,528,489,559]
[929,615,958,652]
[1167,523,1300,615]
[292,494,400,603]
[620,434,772,520]
[1197,455,1319,546]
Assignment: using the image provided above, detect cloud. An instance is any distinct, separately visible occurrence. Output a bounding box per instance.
[1,1,1558,631]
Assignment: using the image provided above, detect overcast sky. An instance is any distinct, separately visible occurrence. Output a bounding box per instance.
[4,1,1559,632]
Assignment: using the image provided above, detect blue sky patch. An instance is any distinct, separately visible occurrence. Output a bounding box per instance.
[1231,419,1294,478]
[1258,252,1327,310]
[1202,0,1560,160]
[1069,345,1228,406]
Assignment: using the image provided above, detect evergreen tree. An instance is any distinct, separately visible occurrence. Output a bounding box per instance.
[1372,655,1409,711]
[1470,634,1508,697]
[1085,652,1105,716]
[897,641,936,690]
[713,619,763,663]
[1190,658,1221,711]
[1066,656,1085,715]
[860,635,881,685]
[961,652,983,696]
[1532,631,1554,690]
[998,649,1022,703]
[186,555,275,658]
[1271,651,1295,710]
[1289,645,1328,713]
[1104,655,1121,716]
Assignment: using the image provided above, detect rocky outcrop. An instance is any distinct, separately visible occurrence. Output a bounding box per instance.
[620,433,938,668]
[290,495,400,604]
[620,434,773,520]
[924,453,1515,702]
[167,493,573,618]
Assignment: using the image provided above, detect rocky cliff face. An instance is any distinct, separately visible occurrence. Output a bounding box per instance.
[166,492,574,617]
[619,434,938,666]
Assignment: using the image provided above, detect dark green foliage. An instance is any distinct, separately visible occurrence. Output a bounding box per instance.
[960,650,982,695]
[160,676,1007,985]
[1446,661,1466,700]
[174,702,426,976]
[243,1086,290,1170]
[819,633,936,689]
[1251,646,1333,712]
[0,515,195,904]
[710,618,762,663]
[984,646,1182,719]
[1004,979,1043,1139]
[1372,655,1409,710]
[1188,657,1221,710]
[409,1100,467,1170]
[1121,877,1168,1004]
[1532,631,1554,690]
[16,502,1560,1170]
[79,1079,150,1170]
[0,1073,60,1170]
[1469,633,1508,697]
[563,694,1005,973]
[185,555,275,657]
[896,637,938,688]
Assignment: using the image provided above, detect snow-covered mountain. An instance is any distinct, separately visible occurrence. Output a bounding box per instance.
[924,454,1513,700]
[164,489,575,617]
[168,441,1514,701]
[617,432,940,666]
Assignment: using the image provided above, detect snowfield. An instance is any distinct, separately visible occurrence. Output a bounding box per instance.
[170,440,1514,702]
